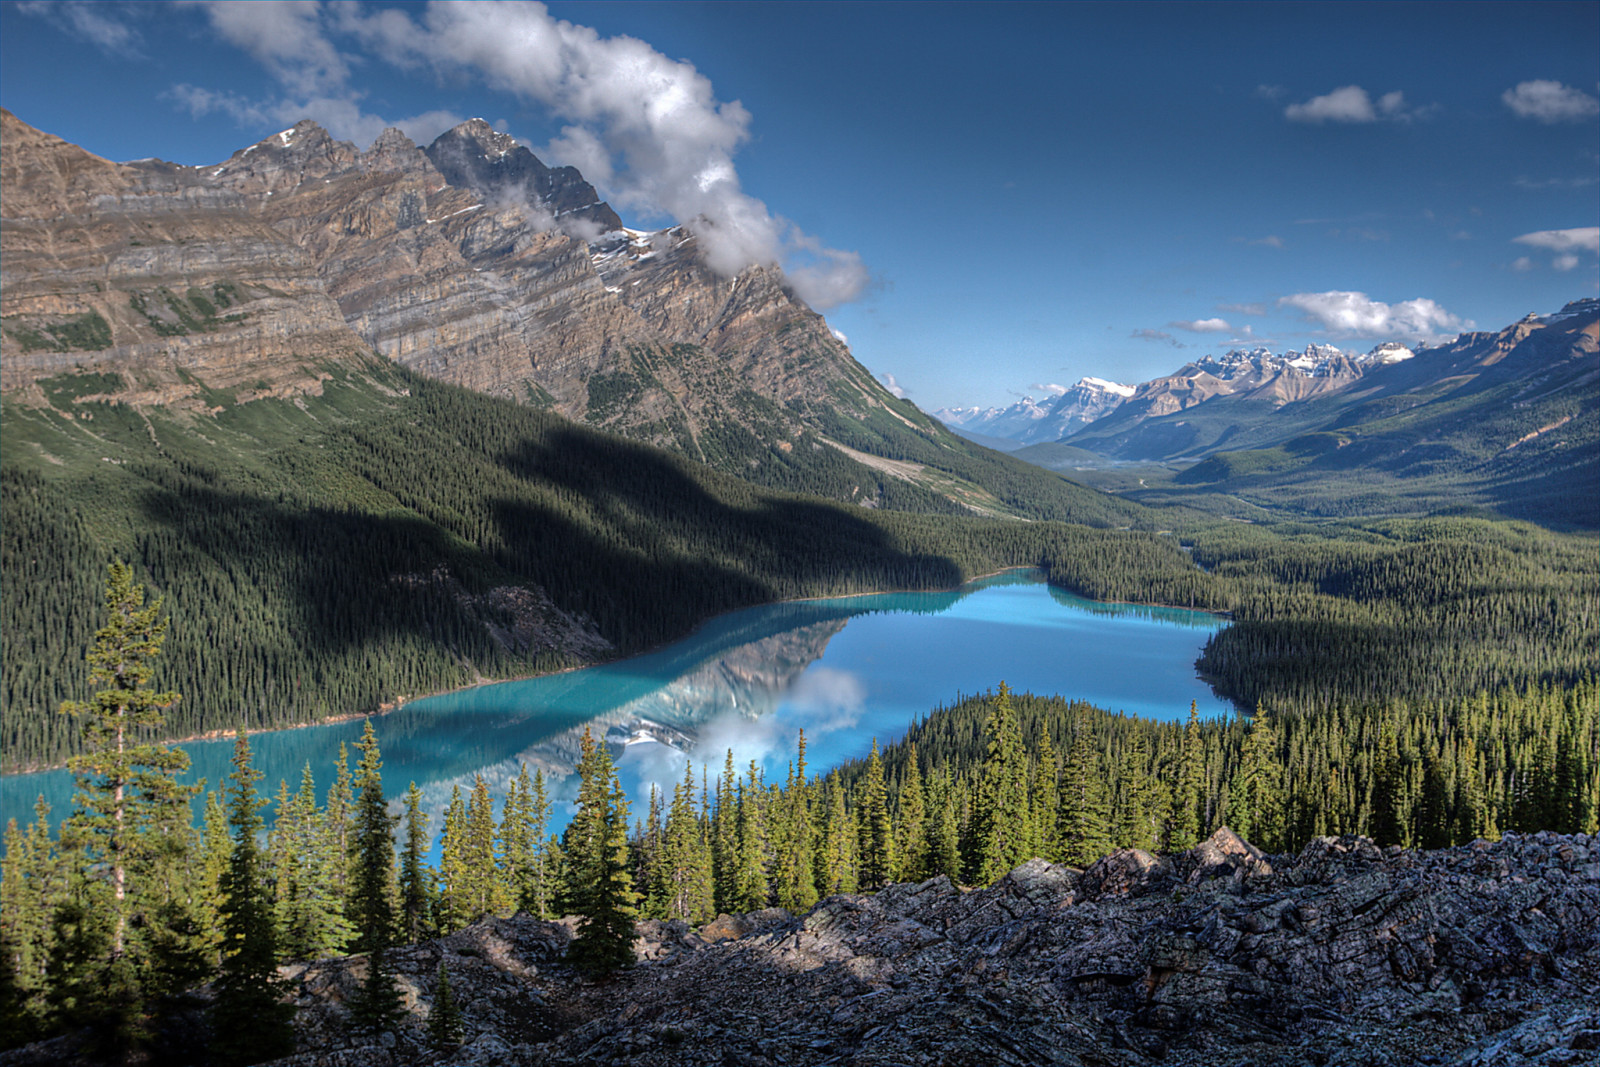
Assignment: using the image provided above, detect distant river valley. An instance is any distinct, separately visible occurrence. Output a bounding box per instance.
[2,571,1232,853]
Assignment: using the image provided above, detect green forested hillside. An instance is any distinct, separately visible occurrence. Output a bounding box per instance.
[0,360,1146,770]
[4,358,1596,773]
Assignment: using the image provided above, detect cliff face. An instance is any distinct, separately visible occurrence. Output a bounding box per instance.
[1,112,917,461]
[52,828,1579,1067]
[0,109,380,408]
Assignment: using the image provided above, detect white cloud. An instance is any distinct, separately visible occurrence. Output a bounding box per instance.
[1278,290,1470,342]
[1169,318,1232,333]
[828,326,848,345]
[182,0,867,307]
[878,373,908,399]
[1219,302,1267,316]
[16,0,142,57]
[1511,256,1534,272]
[1029,383,1069,396]
[1286,85,1377,123]
[1513,227,1600,254]
[1285,85,1427,124]
[1503,81,1600,124]
[1513,227,1600,272]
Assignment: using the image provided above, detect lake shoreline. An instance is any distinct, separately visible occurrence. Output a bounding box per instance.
[4,567,1229,777]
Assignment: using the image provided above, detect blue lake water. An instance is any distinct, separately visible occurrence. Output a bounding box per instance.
[1,571,1231,854]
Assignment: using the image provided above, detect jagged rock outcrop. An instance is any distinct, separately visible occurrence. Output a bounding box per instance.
[142,829,1595,1067]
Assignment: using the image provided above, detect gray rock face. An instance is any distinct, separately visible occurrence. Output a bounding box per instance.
[245,829,1598,1067]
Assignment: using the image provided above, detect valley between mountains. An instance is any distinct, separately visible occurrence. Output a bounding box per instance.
[1,108,1596,1067]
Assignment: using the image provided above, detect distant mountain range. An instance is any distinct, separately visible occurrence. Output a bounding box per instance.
[975,300,1596,526]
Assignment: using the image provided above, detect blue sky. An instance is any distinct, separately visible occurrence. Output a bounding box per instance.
[3,2,1596,410]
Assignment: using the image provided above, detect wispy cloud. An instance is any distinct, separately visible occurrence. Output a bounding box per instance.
[1503,81,1600,124]
[1513,227,1599,271]
[1219,302,1267,316]
[1168,318,1232,333]
[1028,383,1069,396]
[178,0,868,308]
[1515,175,1599,191]
[1278,291,1470,342]
[878,372,909,399]
[1131,328,1186,348]
[16,0,143,57]
[1285,85,1429,124]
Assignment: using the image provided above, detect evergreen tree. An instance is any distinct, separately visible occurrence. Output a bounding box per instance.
[437,786,469,934]
[526,770,554,918]
[54,562,196,1057]
[713,750,740,913]
[565,729,639,975]
[857,740,894,890]
[1231,707,1285,850]
[661,762,715,923]
[400,782,433,944]
[731,771,770,912]
[894,746,930,882]
[1058,708,1112,867]
[500,765,535,917]
[1113,731,1155,851]
[973,684,1032,884]
[928,772,964,883]
[1168,703,1203,850]
[344,722,403,1037]
[771,734,819,911]
[817,772,859,895]
[0,801,59,1048]
[427,962,464,1049]
[462,774,507,920]
[1369,716,1405,846]
[211,731,295,1066]
[273,764,353,960]
[1030,733,1061,863]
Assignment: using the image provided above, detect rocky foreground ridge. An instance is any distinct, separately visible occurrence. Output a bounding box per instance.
[133,829,1593,1067]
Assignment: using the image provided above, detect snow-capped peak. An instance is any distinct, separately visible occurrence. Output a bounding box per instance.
[1080,376,1135,398]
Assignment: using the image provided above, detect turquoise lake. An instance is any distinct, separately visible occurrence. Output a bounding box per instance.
[1,571,1231,850]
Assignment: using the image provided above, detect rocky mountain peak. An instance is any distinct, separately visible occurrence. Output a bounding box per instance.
[423,120,623,234]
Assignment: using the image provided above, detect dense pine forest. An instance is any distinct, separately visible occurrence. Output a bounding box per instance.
[3,362,1596,769]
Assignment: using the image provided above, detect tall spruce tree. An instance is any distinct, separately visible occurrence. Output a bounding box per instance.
[344,722,403,1038]
[1058,708,1112,867]
[894,745,930,882]
[661,762,714,923]
[857,740,894,890]
[55,562,196,1057]
[400,782,433,944]
[1168,703,1203,850]
[565,729,640,975]
[211,731,295,1066]
[1231,706,1285,850]
[973,684,1031,884]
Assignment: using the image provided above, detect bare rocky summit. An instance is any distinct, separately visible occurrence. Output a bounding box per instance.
[232,828,1600,1067]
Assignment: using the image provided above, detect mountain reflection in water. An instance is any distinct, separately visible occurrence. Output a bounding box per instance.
[1,572,1230,857]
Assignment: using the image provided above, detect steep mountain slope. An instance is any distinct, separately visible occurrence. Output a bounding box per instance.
[0,110,1125,523]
